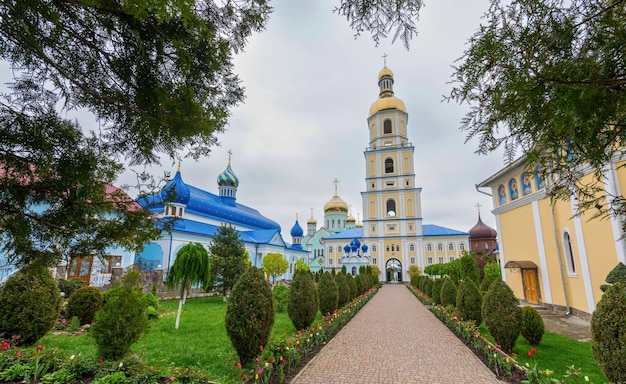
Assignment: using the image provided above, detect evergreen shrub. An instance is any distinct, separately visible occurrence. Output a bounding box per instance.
[67,286,103,325]
[0,264,62,346]
[591,282,626,383]
[456,278,482,324]
[318,272,338,315]
[273,285,289,313]
[58,278,85,298]
[440,278,458,307]
[520,306,545,346]
[91,286,149,360]
[355,275,363,296]
[345,274,357,301]
[483,262,502,282]
[142,292,159,309]
[225,267,274,365]
[420,276,429,293]
[482,279,521,353]
[425,278,434,298]
[146,306,160,320]
[334,273,350,308]
[479,277,492,293]
[288,270,318,330]
[459,254,479,283]
[431,279,444,305]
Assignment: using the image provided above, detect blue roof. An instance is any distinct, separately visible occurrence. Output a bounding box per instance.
[290,220,304,237]
[140,184,281,232]
[157,218,284,246]
[423,224,468,237]
[325,227,363,240]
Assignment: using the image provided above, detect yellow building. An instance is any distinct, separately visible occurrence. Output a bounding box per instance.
[479,157,626,319]
[301,64,469,282]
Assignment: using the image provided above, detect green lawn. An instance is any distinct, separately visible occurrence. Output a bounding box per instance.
[41,296,314,384]
[478,324,608,383]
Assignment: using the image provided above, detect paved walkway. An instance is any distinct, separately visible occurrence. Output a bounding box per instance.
[291,284,500,384]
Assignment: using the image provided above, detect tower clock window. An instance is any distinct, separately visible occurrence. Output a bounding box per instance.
[385,158,394,173]
[383,119,392,134]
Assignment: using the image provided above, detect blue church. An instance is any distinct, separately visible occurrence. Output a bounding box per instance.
[136,157,308,282]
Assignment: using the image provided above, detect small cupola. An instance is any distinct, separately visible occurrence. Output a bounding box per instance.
[217,151,239,206]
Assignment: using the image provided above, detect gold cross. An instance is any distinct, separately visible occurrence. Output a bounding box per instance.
[382,53,388,66]
[475,202,482,214]
[333,178,339,196]
[177,155,182,172]
[227,149,232,164]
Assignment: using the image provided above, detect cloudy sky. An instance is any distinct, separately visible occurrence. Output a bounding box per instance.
[133,0,506,236]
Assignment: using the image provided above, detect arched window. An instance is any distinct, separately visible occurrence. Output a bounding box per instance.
[386,199,396,216]
[563,231,577,274]
[328,246,333,254]
[437,243,443,252]
[385,158,394,173]
[535,165,546,190]
[372,245,377,252]
[448,243,454,251]
[351,266,357,276]
[383,119,392,134]
[460,243,465,251]
[427,244,432,252]
[409,244,415,252]
[509,178,519,200]
[498,184,507,205]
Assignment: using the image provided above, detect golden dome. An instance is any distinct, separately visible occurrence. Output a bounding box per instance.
[346,214,356,223]
[369,96,406,116]
[378,66,393,80]
[324,194,348,213]
[307,216,317,225]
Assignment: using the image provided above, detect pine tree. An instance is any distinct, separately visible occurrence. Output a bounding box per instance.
[209,224,248,297]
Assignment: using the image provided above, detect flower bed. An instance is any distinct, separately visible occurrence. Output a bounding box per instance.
[237,285,380,383]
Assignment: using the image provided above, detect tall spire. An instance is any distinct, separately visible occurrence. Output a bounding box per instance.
[333,177,339,196]
[382,53,388,67]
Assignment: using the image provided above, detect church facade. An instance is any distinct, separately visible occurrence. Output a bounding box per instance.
[137,159,308,283]
[293,65,469,282]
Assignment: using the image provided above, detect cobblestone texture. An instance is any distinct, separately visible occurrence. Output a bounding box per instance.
[290,284,501,384]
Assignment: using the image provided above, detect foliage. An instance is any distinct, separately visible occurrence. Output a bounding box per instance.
[225,267,274,365]
[345,274,357,301]
[58,278,84,298]
[91,286,149,360]
[0,263,62,345]
[317,272,338,315]
[424,263,447,277]
[371,265,380,284]
[287,270,318,331]
[591,282,626,383]
[448,0,626,220]
[521,306,545,346]
[341,265,347,275]
[334,272,350,308]
[261,253,289,284]
[431,279,444,305]
[440,278,458,307]
[456,278,483,324]
[294,258,309,272]
[142,292,159,309]
[459,254,479,283]
[272,285,289,313]
[67,286,103,325]
[482,280,521,353]
[146,306,160,321]
[407,265,421,280]
[333,0,423,49]
[425,278,434,298]
[121,268,143,290]
[480,277,493,293]
[600,262,626,292]
[209,224,247,297]
[483,262,502,283]
[354,274,364,296]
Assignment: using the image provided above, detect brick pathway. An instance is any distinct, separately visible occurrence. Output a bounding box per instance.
[290,284,500,384]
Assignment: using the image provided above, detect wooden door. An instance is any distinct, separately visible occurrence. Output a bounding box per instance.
[67,258,92,285]
[522,269,539,304]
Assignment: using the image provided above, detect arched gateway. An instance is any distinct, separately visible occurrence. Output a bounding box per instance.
[385,258,402,283]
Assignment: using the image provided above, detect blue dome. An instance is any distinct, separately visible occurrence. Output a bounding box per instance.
[290,220,304,237]
[361,244,368,252]
[160,171,190,204]
[343,244,350,253]
[217,164,239,188]
[350,238,361,248]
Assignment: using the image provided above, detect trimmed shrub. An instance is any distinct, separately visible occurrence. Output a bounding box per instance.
[600,262,626,292]
[146,306,160,320]
[273,285,289,313]
[355,275,363,296]
[225,267,274,365]
[440,278,458,307]
[67,286,104,325]
[91,286,149,360]
[459,254,479,283]
[591,282,626,383]
[346,274,357,301]
[425,278,434,298]
[521,306,545,346]
[482,279,521,353]
[0,264,62,346]
[334,273,350,308]
[58,278,85,298]
[288,270,318,330]
[361,273,371,292]
[411,275,420,289]
[456,278,482,324]
[479,277,492,293]
[431,279,444,305]
[483,262,502,283]
[318,272,338,315]
[142,292,159,309]
[420,276,429,293]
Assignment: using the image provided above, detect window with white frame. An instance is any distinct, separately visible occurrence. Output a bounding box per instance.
[460,243,465,251]
[410,257,415,264]
[427,257,433,264]
[563,231,577,274]
[372,258,377,264]
[409,244,415,251]
[448,243,454,251]
[328,258,333,265]
[372,245,377,252]
[328,246,333,253]
[437,243,443,251]
[427,244,432,252]
[438,256,444,263]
